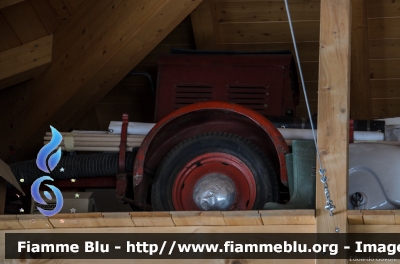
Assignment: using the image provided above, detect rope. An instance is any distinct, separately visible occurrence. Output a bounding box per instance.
[283,0,335,216]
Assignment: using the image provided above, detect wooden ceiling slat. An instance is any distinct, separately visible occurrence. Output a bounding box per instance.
[62,0,83,14]
[29,0,61,34]
[1,1,48,43]
[0,0,24,9]
[0,13,21,52]
[0,0,203,161]
[48,0,70,22]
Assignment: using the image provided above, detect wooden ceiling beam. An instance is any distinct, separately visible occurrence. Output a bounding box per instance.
[0,0,203,161]
[0,35,52,90]
[0,0,23,9]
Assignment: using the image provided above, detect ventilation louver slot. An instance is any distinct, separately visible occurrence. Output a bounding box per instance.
[174,84,213,109]
[228,85,268,113]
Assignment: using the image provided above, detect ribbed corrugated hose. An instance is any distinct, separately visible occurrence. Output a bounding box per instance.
[10,151,137,187]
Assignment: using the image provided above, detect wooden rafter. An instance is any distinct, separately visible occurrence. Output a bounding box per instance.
[0,35,52,90]
[0,0,203,161]
[0,0,23,9]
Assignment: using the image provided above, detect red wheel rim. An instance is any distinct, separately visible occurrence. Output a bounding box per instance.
[172,152,256,210]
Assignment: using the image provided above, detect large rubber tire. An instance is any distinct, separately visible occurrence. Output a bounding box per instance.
[151,132,279,211]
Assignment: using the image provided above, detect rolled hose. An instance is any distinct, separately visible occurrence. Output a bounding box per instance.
[10,151,137,187]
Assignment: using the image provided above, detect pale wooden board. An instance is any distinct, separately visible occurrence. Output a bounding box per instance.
[102,212,135,227]
[260,210,315,225]
[369,39,400,60]
[371,79,400,99]
[316,2,351,264]
[393,210,400,225]
[372,98,400,118]
[349,224,400,233]
[131,212,175,227]
[1,1,48,43]
[171,211,226,226]
[350,0,372,120]
[0,0,24,9]
[367,0,400,18]
[215,0,320,22]
[0,35,52,89]
[0,12,21,52]
[347,210,364,225]
[0,215,24,230]
[368,17,400,39]
[221,211,263,226]
[370,59,400,80]
[219,20,320,43]
[361,210,396,225]
[49,213,108,228]
[18,214,53,229]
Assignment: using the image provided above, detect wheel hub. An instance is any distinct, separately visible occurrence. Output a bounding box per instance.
[172,152,256,210]
[192,173,236,210]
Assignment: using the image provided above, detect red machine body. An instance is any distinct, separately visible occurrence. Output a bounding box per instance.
[155,54,299,121]
[132,53,299,210]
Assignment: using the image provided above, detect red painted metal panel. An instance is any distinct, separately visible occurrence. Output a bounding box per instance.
[155,54,299,121]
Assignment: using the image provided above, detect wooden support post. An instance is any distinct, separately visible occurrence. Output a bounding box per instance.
[316,1,351,264]
[350,0,372,119]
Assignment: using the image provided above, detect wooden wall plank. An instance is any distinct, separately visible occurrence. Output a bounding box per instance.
[216,0,320,23]
[370,59,400,79]
[49,213,108,228]
[350,0,372,119]
[362,210,396,225]
[221,211,263,226]
[260,210,315,225]
[191,0,220,49]
[0,215,24,229]
[29,0,61,34]
[367,0,400,18]
[219,21,320,43]
[0,0,24,9]
[316,4,350,264]
[369,39,400,60]
[349,225,400,233]
[347,210,364,225]
[171,211,226,226]
[130,212,175,227]
[372,98,400,118]
[368,17,400,39]
[371,79,400,98]
[222,41,320,61]
[0,35,52,90]
[102,213,135,227]
[0,0,203,161]
[18,214,53,229]
[0,13,21,52]
[1,1,48,43]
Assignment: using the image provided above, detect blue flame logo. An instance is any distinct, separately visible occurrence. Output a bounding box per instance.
[31,126,64,217]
